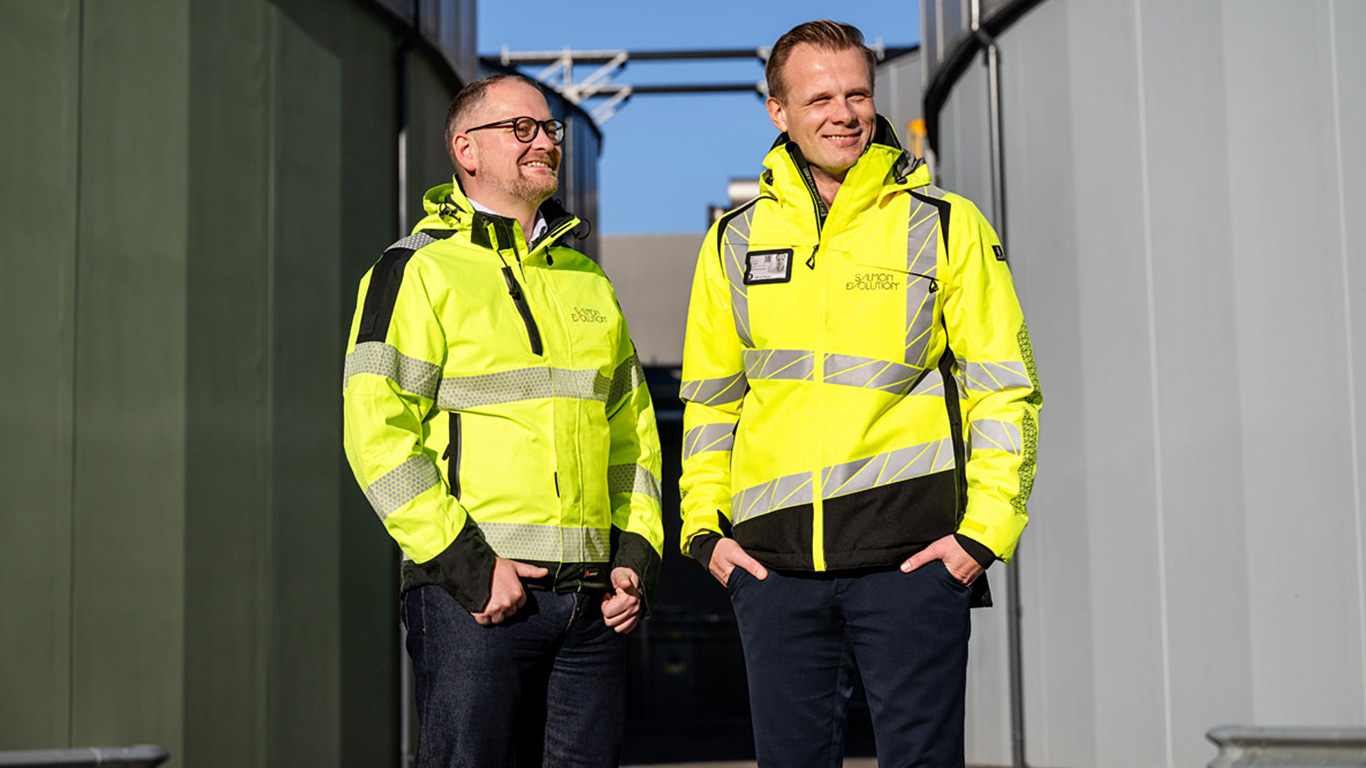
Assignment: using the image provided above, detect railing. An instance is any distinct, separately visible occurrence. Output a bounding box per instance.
[1208,726,1366,768]
[0,747,168,768]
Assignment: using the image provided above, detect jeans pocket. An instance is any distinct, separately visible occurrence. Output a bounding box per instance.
[939,561,971,593]
[725,567,749,593]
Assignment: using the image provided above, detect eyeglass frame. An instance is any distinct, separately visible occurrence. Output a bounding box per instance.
[462,116,566,146]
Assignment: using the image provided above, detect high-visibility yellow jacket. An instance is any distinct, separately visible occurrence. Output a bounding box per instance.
[680,117,1040,582]
[344,181,663,613]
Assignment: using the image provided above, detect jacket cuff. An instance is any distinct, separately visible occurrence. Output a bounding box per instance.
[688,532,724,572]
[612,530,662,612]
[412,519,499,613]
[955,533,996,570]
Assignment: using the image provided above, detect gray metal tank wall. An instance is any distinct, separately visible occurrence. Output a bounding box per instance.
[874,50,924,152]
[0,1,476,766]
[932,1,1366,767]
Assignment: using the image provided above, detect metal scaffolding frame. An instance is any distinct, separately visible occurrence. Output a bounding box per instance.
[483,44,918,124]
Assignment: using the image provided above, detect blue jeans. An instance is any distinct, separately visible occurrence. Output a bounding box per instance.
[728,562,972,768]
[401,585,626,768]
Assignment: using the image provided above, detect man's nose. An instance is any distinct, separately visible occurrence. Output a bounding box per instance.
[530,125,558,150]
[831,98,857,123]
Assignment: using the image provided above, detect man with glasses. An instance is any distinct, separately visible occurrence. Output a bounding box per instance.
[343,74,663,767]
[679,21,1041,767]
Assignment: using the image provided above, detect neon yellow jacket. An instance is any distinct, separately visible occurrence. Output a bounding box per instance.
[344,181,663,612]
[680,118,1040,582]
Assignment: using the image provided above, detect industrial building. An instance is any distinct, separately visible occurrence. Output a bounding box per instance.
[5,1,1366,767]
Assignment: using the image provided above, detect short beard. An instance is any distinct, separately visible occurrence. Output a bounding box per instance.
[511,172,558,208]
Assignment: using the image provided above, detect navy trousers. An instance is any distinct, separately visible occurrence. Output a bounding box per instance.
[728,562,972,768]
[401,584,626,768]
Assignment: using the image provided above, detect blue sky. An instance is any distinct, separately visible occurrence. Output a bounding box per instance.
[478,1,922,234]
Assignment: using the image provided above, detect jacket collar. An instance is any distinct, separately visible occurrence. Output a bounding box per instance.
[760,114,929,209]
[416,178,581,257]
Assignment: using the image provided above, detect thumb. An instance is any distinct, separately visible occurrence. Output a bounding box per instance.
[613,568,641,592]
[901,546,938,573]
[737,551,769,580]
[513,561,550,578]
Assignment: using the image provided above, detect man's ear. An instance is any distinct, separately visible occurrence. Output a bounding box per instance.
[453,134,478,175]
[766,96,788,134]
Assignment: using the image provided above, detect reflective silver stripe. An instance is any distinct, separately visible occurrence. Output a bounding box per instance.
[905,199,940,369]
[731,438,956,525]
[722,208,755,347]
[437,367,609,410]
[743,348,928,395]
[683,423,735,460]
[364,454,441,521]
[962,361,1032,393]
[343,341,442,398]
[971,419,1023,455]
[608,463,662,504]
[732,471,815,525]
[477,522,611,562]
[823,353,922,395]
[911,368,944,397]
[387,232,437,253]
[607,354,645,408]
[680,372,747,406]
[743,348,816,382]
[821,438,956,499]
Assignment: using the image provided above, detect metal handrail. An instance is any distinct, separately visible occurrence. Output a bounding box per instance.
[0,746,168,767]
[1208,726,1366,768]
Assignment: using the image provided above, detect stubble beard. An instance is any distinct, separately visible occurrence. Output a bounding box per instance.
[511,171,558,208]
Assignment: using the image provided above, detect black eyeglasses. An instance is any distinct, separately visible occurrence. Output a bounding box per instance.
[464,116,566,145]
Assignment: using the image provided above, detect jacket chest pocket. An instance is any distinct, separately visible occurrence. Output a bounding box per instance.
[832,251,941,371]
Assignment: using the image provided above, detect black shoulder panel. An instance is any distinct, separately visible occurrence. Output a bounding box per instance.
[355,231,452,344]
[713,196,763,263]
[356,249,415,344]
[910,190,952,250]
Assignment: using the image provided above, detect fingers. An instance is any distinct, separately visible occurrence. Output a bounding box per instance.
[901,540,945,573]
[611,567,641,593]
[709,538,769,584]
[512,561,550,578]
[735,550,769,580]
[601,591,642,634]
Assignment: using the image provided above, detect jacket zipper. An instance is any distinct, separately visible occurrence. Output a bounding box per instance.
[789,147,828,269]
[442,412,462,499]
[501,266,543,355]
[787,145,831,569]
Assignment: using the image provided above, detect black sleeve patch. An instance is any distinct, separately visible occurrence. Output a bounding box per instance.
[356,248,416,344]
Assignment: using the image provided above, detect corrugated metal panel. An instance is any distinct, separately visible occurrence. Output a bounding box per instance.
[933,1,1366,766]
[0,0,79,748]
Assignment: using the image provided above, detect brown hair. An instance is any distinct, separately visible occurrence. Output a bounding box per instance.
[444,74,546,169]
[765,20,876,103]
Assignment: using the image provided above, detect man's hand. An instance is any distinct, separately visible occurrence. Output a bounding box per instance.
[900,534,983,586]
[472,558,549,626]
[601,567,645,635]
[707,537,768,587]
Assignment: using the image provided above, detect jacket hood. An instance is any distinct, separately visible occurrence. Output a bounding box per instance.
[759,114,931,205]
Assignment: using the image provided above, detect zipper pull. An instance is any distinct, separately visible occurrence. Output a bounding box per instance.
[553,472,560,497]
[807,245,819,270]
[501,266,521,299]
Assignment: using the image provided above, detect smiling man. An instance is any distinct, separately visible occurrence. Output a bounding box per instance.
[679,21,1042,768]
[343,74,663,767]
